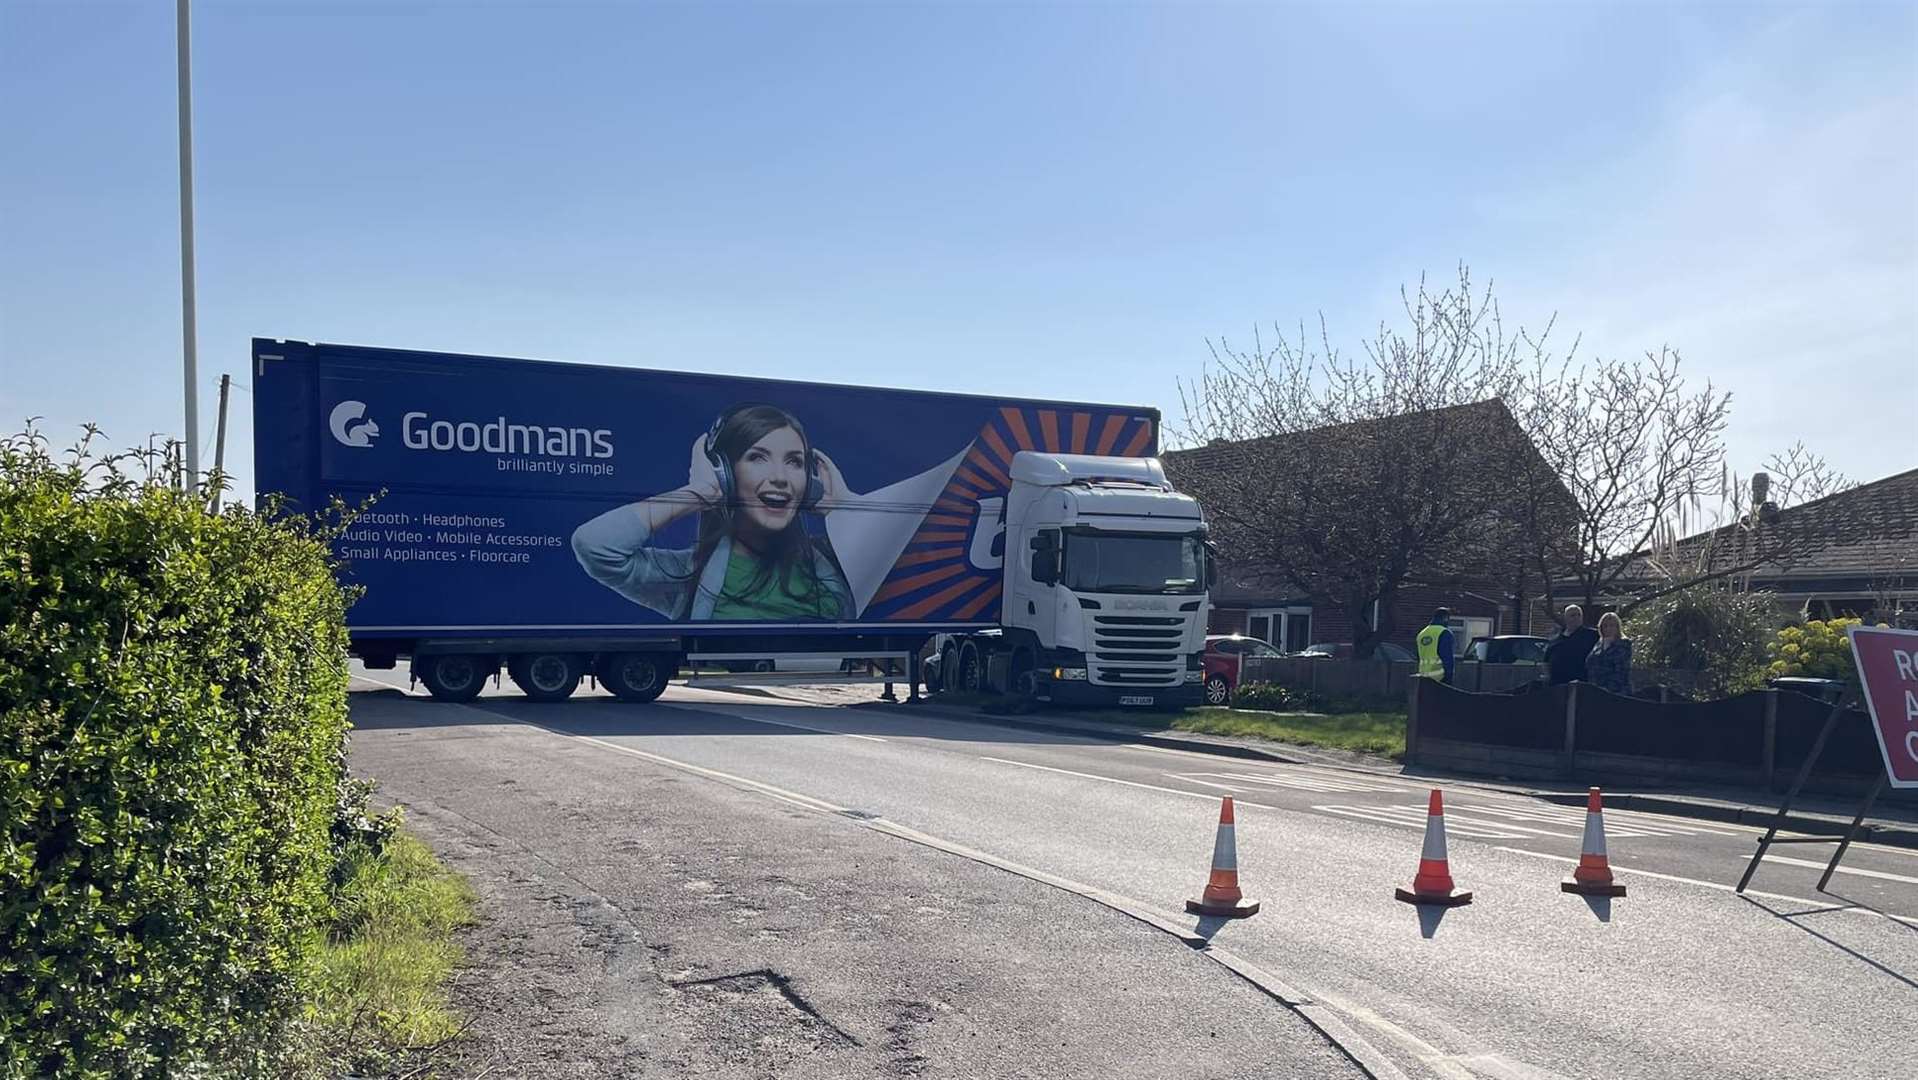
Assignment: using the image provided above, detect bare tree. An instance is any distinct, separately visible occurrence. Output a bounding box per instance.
[1761,441,1850,506]
[1171,268,1542,656]
[1176,267,1871,648]
[1502,346,1733,618]
[1547,442,1864,617]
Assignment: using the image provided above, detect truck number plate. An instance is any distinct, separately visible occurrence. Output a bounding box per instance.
[1119,695,1155,706]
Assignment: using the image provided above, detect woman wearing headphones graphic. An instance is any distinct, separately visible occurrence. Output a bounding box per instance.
[571,403,855,621]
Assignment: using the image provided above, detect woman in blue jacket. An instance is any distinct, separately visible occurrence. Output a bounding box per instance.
[571,404,854,622]
[1587,611,1633,695]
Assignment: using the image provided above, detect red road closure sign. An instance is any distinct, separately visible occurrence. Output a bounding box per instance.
[1848,624,1918,789]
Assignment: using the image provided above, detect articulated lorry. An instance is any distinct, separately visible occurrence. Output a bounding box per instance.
[253,339,1212,708]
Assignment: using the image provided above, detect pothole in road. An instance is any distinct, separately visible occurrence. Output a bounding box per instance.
[668,968,863,1062]
[883,999,942,1077]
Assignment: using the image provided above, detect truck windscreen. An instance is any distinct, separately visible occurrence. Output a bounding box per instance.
[1061,532,1205,595]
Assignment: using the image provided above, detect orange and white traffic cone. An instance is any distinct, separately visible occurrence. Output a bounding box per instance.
[1186,797,1260,918]
[1394,788,1473,906]
[1561,787,1628,897]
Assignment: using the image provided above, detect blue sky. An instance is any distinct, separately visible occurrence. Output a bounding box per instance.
[3,0,1913,499]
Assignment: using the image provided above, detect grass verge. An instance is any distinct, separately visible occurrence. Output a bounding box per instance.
[308,829,478,1076]
[1170,707,1407,759]
[920,688,1408,759]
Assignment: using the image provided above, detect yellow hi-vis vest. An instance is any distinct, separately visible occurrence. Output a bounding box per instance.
[1416,624,1448,679]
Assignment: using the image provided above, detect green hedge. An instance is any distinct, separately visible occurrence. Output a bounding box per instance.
[1,429,353,1077]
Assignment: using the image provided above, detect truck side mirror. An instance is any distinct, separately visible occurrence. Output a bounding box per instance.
[1029,533,1059,586]
[1203,541,1219,588]
[1030,551,1058,585]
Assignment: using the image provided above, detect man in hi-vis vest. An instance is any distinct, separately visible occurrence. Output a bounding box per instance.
[1416,607,1456,684]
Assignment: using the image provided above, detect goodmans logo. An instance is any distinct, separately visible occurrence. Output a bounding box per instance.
[327,400,614,459]
[329,401,380,447]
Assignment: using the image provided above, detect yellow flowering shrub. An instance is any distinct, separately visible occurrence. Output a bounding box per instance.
[1766,617,1865,685]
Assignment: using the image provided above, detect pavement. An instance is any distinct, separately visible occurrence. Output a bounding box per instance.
[350,667,1918,1080]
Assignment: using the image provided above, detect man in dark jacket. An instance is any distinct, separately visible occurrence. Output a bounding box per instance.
[1545,604,1599,685]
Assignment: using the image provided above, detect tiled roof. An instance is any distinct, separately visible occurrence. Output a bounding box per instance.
[1677,466,1918,581]
[1162,399,1521,476]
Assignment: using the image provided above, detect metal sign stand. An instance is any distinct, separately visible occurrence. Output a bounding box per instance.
[1735,693,1886,894]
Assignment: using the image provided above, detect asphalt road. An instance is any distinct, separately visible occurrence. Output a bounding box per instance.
[349,670,1917,1080]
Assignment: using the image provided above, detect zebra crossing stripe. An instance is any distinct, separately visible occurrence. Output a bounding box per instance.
[1313,804,1527,839]
[1454,804,1681,839]
[1208,770,1409,794]
[1455,801,1739,838]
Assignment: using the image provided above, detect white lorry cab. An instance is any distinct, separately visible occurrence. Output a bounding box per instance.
[931,452,1213,709]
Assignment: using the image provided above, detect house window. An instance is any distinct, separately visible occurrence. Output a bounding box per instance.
[1247,613,1271,643]
[1448,616,1494,658]
[1283,610,1312,653]
[1247,607,1311,653]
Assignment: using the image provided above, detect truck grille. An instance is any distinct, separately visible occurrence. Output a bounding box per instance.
[1091,615,1184,686]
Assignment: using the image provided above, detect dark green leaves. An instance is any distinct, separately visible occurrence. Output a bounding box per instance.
[3,426,353,1078]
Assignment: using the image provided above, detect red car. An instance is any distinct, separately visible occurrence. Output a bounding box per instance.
[1202,634,1285,706]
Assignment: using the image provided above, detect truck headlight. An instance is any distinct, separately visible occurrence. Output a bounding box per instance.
[1053,667,1089,681]
[1184,669,1202,682]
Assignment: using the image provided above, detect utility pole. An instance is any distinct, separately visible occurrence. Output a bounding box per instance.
[209,372,231,510]
[177,0,200,488]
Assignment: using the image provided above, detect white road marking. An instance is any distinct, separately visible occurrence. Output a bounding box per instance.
[1195,772,1354,794]
[1312,804,1533,840]
[1170,774,1246,793]
[351,672,422,695]
[1360,803,1579,840]
[1490,845,1918,927]
[1209,768,1410,794]
[1459,800,1740,838]
[1439,814,1577,840]
[1759,854,1918,885]
[1313,990,1578,1080]
[504,714,850,815]
[1451,802,1710,840]
[1805,835,1918,860]
[1464,800,1914,858]
[979,757,1277,810]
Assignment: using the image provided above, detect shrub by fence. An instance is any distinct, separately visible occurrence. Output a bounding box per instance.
[1,431,354,1076]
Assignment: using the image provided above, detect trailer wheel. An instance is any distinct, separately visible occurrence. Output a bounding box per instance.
[418,654,488,703]
[509,653,583,702]
[603,653,673,703]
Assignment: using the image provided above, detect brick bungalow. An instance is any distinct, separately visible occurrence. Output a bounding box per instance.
[1164,400,1565,656]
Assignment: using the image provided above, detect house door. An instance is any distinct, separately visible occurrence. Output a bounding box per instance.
[1247,607,1311,653]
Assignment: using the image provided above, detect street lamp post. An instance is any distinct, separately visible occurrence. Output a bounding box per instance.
[177,0,199,487]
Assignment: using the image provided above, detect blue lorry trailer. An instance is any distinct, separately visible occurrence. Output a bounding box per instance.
[254,338,1208,706]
